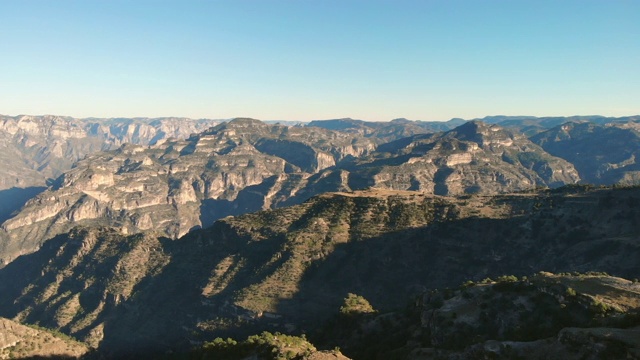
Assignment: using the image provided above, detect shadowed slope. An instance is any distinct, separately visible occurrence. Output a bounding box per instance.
[0,187,639,356]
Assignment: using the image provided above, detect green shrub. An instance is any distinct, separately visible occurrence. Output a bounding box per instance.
[340,293,377,315]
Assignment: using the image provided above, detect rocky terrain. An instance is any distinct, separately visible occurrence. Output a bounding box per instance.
[2,115,638,263]
[321,272,640,359]
[0,114,640,358]
[0,186,639,357]
[0,119,582,266]
[340,120,579,194]
[0,317,89,359]
[0,114,221,228]
[0,118,378,265]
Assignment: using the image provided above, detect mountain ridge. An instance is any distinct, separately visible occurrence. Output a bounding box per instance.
[1,186,639,356]
[0,119,580,266]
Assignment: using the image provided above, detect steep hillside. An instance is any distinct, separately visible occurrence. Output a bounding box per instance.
[532,121,640,185]
[0,317,89,359]
[1,186,639,356]
[1,119,582,266]
[0,118,376,265]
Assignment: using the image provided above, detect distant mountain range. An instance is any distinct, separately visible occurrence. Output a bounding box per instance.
[0,118,585,265]
[0,113,639,358]
[3,115,640,266]
[0,115,222,189]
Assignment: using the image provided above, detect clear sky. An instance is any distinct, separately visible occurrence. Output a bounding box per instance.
[0,0,638,121]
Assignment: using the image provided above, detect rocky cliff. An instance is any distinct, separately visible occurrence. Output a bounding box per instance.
[0,118,376,265]
[342,121,580,194]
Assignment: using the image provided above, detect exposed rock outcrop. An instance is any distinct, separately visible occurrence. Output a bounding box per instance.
[0,120,583,265]
[344,121,580,194]
[0,119,376,264]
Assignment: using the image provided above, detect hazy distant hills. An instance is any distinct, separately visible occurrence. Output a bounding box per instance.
[307,115,640,139]
[0,115,221,189]
[476,114,640,136]
[0,119,582,265]
[532,121,640,185]
[307,117,465,142]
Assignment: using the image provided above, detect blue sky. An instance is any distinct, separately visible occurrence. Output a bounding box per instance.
[0,0,638,121]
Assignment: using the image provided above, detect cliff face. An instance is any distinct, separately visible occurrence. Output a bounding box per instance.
[0,120,584,265]
[0,118,377,265]
[344,121,580,194]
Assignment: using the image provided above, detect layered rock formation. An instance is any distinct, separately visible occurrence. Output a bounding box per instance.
[0,118,376,264]
[0,119,583,265]
[0,119,585,266]
[342,121,580,194]
[0,114,220,189]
